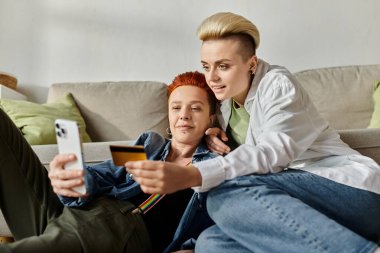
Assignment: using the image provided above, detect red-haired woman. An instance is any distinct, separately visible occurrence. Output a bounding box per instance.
[0,71,217,252]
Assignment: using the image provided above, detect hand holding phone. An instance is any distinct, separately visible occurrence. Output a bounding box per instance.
[55,119,86,195]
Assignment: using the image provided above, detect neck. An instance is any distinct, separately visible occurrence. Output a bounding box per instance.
[233,99,243,108]
[234,81,251,105]
[168,140,197,165]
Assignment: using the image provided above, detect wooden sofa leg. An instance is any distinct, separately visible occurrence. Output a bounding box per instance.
[0,236,14,243]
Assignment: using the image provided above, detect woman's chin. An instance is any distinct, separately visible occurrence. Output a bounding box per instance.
[215,93,227,101]
[173,133,202,145]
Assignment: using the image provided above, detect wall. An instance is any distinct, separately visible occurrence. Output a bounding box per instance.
[0,0,379,102]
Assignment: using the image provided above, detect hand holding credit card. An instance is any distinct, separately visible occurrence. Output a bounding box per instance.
[110,145,147,166]
[110,145,166,214]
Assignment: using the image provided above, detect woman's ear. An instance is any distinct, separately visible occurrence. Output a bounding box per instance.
[249,56,258,75]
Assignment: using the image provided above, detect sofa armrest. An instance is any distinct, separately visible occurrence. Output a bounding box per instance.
[32,140,136,169]
[338,128,380,164]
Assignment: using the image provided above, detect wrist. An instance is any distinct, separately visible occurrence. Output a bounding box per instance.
[188,165,202,187]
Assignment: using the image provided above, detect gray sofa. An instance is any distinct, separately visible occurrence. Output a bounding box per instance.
[1,64,379,237]
[295,64,380,161]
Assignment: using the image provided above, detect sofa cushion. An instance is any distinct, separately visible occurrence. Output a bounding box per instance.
[47,81,169,142]
[338,128,380,164]
[0,93,91,145]
[294,64,380,130]
[368,81,380,128]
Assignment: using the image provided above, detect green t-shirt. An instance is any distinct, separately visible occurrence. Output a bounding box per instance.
[228,100,250,145]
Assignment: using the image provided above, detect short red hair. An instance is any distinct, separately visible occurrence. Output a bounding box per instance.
[167,71,217,114]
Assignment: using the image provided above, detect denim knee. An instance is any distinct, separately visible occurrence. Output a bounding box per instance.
[206,175,264,221]
[194,226,211,253]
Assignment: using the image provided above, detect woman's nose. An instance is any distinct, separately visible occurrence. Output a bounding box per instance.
[180,114,190,120]
[209,69,220,82]
[180,109,191,120]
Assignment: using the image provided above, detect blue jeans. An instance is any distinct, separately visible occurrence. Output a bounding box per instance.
[195,169,380,253]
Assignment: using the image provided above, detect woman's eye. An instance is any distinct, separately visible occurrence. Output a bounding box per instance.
[191,107,201,111]
[202,65,209,71]
[218,64,228,70]
[172,107,180,110]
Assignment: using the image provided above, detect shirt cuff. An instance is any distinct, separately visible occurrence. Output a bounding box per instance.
[192,156,225,192]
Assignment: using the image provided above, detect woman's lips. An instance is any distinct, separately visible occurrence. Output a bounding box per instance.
[177,125,193,130]
[211,85,226,93]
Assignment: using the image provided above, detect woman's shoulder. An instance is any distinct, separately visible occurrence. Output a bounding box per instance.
[135,131,169,152]
[265,65,296,86]
[258,64,302,97]
[193,139,219,162]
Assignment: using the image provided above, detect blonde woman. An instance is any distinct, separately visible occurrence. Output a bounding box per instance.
[129,12,380,253]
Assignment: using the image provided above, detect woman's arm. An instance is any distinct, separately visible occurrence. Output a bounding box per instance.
[194,73,328,192]
[125,161,202,194]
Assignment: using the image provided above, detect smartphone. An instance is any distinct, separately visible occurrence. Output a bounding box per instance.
[110,145,147,166]
[55,119,86,195]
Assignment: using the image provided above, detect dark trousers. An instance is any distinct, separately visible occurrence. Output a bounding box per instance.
[0,108,151,253]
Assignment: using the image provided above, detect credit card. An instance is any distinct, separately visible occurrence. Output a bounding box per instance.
[110,145,147,166]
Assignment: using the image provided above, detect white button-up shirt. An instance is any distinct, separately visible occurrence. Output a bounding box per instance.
[194,59,380,194]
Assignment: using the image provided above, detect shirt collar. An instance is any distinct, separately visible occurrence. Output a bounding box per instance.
[162,139,215,162]
[245,58,270,106]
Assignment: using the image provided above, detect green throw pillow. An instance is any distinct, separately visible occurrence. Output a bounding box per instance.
[0,92,92,145]
[368,81,380,128]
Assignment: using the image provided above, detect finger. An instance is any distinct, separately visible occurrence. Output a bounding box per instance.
[132,174,165,187]
[208,136,230,154]
[138,183,166,194]
[205,127,220,136]
[124,160,146,170]
[127,162,170,185]
[206,139,220,154]
[205,128,228,141]
[131,169,184,194]
[49,153,77,169]
[125,160,161,172]
[49,169,84,180]
[51,177,84,189]
[53,187,84,198]
[139,185,160,194]
[213,138,231,153]
[219,131,229,142]
[127,169,159,180]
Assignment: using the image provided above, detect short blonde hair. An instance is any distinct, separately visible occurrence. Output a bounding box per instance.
[197,12,260,56]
